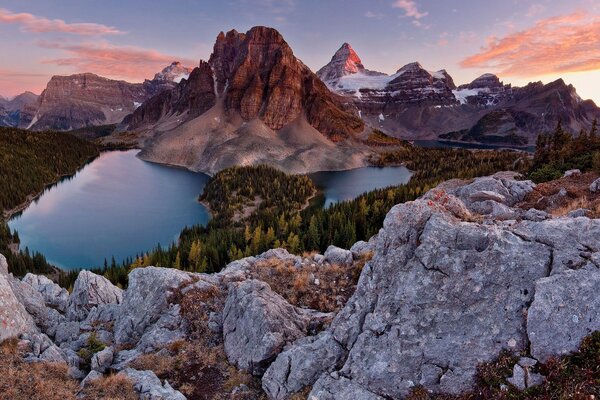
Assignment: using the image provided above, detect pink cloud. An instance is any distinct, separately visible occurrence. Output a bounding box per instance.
[461,12,600,77]
[393,0,428,19]
[0,8,123,36]
[38,41,197,81]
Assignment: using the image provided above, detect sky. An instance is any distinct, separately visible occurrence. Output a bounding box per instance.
[0,0,599,103]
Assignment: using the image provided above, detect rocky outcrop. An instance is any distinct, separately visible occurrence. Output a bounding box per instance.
[528,268,600,361]
[0,255,37,341]
[223,279,332,375]
[67,270,122,321]
[263,172,600,398]
[23,273,69,313]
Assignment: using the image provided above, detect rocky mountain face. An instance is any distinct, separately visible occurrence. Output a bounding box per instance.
[1,172,598,399]
[316,42,385,84]
[130,27,363,139]
[125,26,368,175]
[0,91,39,128]
[319,43,600,145]
[24,63,192,131]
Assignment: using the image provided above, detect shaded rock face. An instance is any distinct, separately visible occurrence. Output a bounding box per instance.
[118,368,186,400]
[130,26,364,141]
[31,73,150,130]
[127,61,217,127]
[67,270,123,321]
[0,255,36,341]
[263,173,600,399]
[222,279,332,376]
[29,62,192,131]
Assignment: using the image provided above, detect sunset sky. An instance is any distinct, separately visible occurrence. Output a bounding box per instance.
[1,0,599,104]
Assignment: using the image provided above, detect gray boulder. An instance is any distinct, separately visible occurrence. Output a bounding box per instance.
[563,169,581,177]
[309,374,385,400]
[91,346,114,373]
[589,177,600,193]
[567,208,589,218]
[80,370,103,389]
[527,267,600,361]
[223,279,332,375]
[0,257,37,341]
[22,273,69,313]
[113,267,193,346]
[323,245,353,265]
[118,368,186,400]
[262,331,345,399]
[8,274,65,336]
[507,364,526,390]
[66,270,122,321]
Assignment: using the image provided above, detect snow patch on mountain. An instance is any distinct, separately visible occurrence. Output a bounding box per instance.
[453,88,489,105]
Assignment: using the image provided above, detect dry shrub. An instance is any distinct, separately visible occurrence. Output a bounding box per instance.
[79,374,137,400]
[518,172,600,218]
[250,254,370,313]
[0,338,78,400]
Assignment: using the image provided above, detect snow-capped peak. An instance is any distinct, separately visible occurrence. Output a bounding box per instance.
[153,61,194,83]
[317,43,365,83]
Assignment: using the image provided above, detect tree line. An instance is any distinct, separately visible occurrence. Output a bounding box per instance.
[530,119,599,182]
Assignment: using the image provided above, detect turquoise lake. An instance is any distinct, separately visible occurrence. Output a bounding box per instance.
[9,150,412,269]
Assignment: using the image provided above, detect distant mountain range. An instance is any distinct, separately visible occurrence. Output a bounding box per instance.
[317,42,599,146]
[2,26,599,173]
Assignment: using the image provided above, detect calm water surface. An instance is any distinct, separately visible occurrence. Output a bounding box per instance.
[310,166,412,208]
[9,150,211,270]
[10,151,412,269]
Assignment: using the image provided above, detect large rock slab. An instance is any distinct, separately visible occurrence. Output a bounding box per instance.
[262,331,345,399]
[527,267,600,361]
[223,279,331,376]
[23,273,69,313]
[271,174,600,398]
[67,270,123,321]
[114,267,193,346]
[309,374,384,400]
[118,368,186,400]
[0,255,37,341]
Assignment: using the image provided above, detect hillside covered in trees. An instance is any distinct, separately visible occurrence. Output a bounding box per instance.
[0,127,98,283]
[0,127,99,214]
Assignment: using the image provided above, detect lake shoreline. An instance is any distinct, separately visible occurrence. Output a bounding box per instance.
[3,154,99,221]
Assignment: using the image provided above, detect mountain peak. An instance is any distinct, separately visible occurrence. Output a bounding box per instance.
[153,62,193,83]
[317,42,367,83]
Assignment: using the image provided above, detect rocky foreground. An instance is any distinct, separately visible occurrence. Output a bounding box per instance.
[1,172,599,399]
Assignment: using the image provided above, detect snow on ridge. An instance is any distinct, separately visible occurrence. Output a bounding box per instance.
[452,87,490,104]
[330,70,404,96]
[173,73,190,83]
